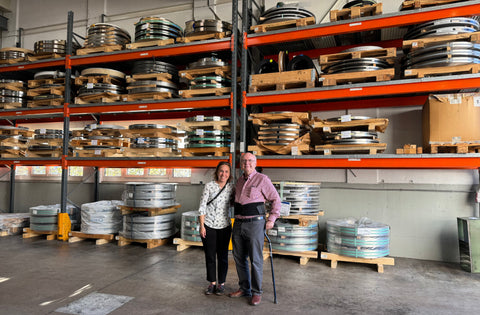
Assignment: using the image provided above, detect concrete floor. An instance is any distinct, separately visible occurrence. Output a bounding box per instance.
[1,236,480,315]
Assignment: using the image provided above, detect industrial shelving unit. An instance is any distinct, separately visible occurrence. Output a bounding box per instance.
[240,0,480,170]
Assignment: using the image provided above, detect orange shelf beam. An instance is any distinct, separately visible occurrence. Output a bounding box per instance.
[256,156,480,169]
[1,159,62,166]
[247,3,480,47]
[0,108,63,118]
[66,158,228,168]
[0,59,65,73]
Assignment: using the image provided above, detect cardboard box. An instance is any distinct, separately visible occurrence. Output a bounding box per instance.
[423,94,480,146]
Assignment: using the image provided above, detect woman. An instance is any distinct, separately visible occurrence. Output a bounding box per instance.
[198,161,234,295]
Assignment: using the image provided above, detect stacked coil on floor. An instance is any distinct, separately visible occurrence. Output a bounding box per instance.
[80,200,123,234]
[128,60,179,96]
[267,219,318,252]
[134,17,183,42]
[0,79,27,108]
[84,23,131,48]
[327,217,390,258]
[186,56,231,90]
[128,124,179,151]
[121,213,176,240]
[0,126,30,157]
[403,18,480,70]
[122,182,177,208]
[259,3,315,24]
[322,46,391,74]
[184,116,231,149]
[272,182,321,215]
[27,129,63,155]
[34,40,66,55]
[29,204,80,231]
[181,211,202,242]
[77,68,126,99]
[184,19,232,36]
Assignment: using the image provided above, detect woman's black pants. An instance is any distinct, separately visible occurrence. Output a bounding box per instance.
[201,225,232,283]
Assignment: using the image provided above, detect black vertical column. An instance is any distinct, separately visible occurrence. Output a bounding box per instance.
[230,0,239,178]
[61,11,74,213]
[240,0,250,155]
[94,167,100,201]
[9,165,15,213]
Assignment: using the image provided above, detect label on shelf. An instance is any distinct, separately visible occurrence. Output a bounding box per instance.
[448,96,462,104]
[196,129,204,136]
[341,131,352,138]
[320,253,327,259]
[348,158,361,161]
[39,128,46,134]
[213,130,221,135]
[405,70,412,75]
[230,143,235,153]
[94,150,101,155]
[340,114,351,122]
[349,88,362,92]
[412,42,418,47]
[196,115,205,122]
[349,22,362,27]
[240,142,245,152]
[324,149,331,154]
[291,146,299,155]
[91,140,98,145]
[86,83,94,89]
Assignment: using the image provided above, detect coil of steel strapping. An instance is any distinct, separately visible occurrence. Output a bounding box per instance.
[131,137,177,149]
[258,123,302,146]
[0,49,28,60]
[323,57,390,74]
[404,17,479,40]
[129,124,170,130]
[0,79,26,107]
[135,16,183,42]
[121,213,176,239]
[123,182,177,208]
[191,76,231,88]
[187,56,229,69]
[29,204,79,231]
[327,218,390,258]
[259,4,315,24]
[267,219,318,252]
[28,129,63,151]
[181,211,202,242]
[185,130,230,148]
[77,83,124,97]
[131,60,178,77]
[34,40,66,55]
[85,124,125,131]
[185,116,229,122]
[81,200,123,234]
[84,23,131,48]
[128,80,178,94]
[273,182,321,215]
[324,131,379,145]
[184,19,232,36]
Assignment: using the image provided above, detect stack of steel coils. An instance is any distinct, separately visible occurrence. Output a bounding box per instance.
[77,68,125,98]
[0,79,26,107]
[258,123,304,146]
[128,60,179,95]
[273,181,321,215]
[73,124,126,154]
[128,124,179,151]
[30,71,69,104]
[84,23,131,48]
[322,116,379,145]
[184,19,232,36]
[134,16,183,42]
[0,48,31,61]
[403,18,480,69]
[34,40,66,55]
[259,3,315,24]
[327,217,390,258]
[80,200,123,234]
[188,56,229,69]
[29,204,79,231]
[0,126,29,156]
[121,213,176,239]
[186,56,230,90]
[122,182,177,208]
[181,211,202,242]
[27,129,63,153]
[322,46,391,74]
[267,219,318,252]
[184,116,231,149]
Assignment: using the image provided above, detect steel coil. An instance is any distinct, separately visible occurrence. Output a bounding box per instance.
[184,19,231,36]
[187,56,228,69]
[273,181,321,215]
[121,213,176,239]
[404,17,479,40]
[84,23,131,47]
[123,182,177,208]
[81,200,123,234]
[259,5,315,24]
[134,16,183,42]
[34,40,66,54]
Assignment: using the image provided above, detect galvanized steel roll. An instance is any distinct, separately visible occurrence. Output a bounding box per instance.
[123,182,177,208]
[404,17,479,40]
[181,211,202,242]
[267,219,318,252]
[134,16,183,42]
[121,213,176,239]
[259,4,315,24]
[34,40,66,55]
[81,200,123,234]
[273,181,321,215]
[84,23,131,48]
[184,19,232,36]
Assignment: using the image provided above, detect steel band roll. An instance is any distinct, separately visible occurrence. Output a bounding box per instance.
[30,223,58,231]
[131,60,178,78]
[404,17,479,40]
[184,19,231,36]
[0,126,29,130]
[272,243,318,252]
[0,50,27,60]
[286,55,314,71]
[129,124,169,130]
[34,70,67,80]
[273,182,321,215]
[124,190,176,200]
[123,182,177,208]
[34,40,66,54]
[327,234,390,248]
[268,220,318,237]
[77,83,124,97]
[185,116,229,122]
[85,23,131,47]
[187,57,228,69]
[121,213,176,239]
[81,200,123,234]
[124,182,176,192]
[80,68,126,80]
[85,124,125,130]
[268,235,318,245]
[134,16,183,42]
[324,57,390,74]
[259,5,315,24]
[0,89,25,97]
[34,129,63,135]
[34,134,63,140]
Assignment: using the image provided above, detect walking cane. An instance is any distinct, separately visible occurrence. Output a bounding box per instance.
[264,231,278,304]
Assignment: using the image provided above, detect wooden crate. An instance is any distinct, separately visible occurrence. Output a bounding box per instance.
[404,64,480,78]
[117,235,170,249]
[401,0,466,10]
[263,248,318,265]
[181,146,230,157]
[75,44,123,55]
[119,204,180,216]
[330,3,382,21]
[249,69,317,93]
[125,38,175,50]
[319,47,396,67]
[314,143,387,155]
[311,117,389,133]
[176,32,230,43]
[320,251,395,273]
[173,238,203,252]
[178,87,231,98]
[249,112,311,126]
[68,231,115,245]
[320,68,395,86]
[403,31,480,50]
[250,16,315,33]
[22,228,57,240]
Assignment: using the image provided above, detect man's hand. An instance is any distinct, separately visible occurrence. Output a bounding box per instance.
[265,221,274,230]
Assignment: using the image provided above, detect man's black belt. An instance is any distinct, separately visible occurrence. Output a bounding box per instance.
[234,202,265,216]
[235,216,265,223]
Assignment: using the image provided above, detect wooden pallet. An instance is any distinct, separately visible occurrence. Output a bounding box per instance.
[311,117,389,133]
[176,32,230,43]
[71,129,124,138]
[319,47,396,67]
[22,228,57,240]
[73,148,123,157]
[25,149,63,158]
[0,81,25,91]
[119,204,180,216]
[320,252,395,273]
[249,112,311,126]
[249,69,317,93]
[27,53,64,61]
[249,144,311,156]
[263,248,318,265]
[27,139,63,146]
[75,75,124,86]
[179,66,231,81]
[126,73,173,83]
[117,235,170,249]
[177,119,230,132]
[27,86,64,97]
[125,38,175,50]
[251,16,315,33]
[0,129,33,137]
[281,212,324,226]
[427,142,480,154]
[70,139,130,147]
[321,68,395,86]
[76,44,123,55]
[330,3,382,22]
[404,64,480,78]
[123,147,181,157]
[396,144,423,154]
[120,127,178,138]
[314,143,387,155]
[0,57,28,64]
[74,93,122,104]
[173,238,203,251]
[28,78,65,88]
[68,231,115,245]
[403,31,480,50]
[181,146,230,157]
[122,91,173,102]
[27,98,64,108]
[401,0,466,10]
[178,87,231,98]
[0,150,25,158]
[0,102,23,110]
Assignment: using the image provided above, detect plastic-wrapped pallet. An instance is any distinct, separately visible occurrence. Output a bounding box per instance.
[327,217,390,258]
[80,200,123,234]
[267,219,318,252]
[120,213,176,239]
[0,213,30,235]
[29,204,79,231]
[181,211,201,242]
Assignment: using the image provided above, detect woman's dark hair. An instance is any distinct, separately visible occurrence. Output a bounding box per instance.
[214,161,232,182]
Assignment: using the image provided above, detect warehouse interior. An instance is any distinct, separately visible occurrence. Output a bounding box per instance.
[1,0,480,314]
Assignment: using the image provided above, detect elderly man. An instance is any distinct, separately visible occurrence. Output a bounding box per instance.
[229,152,281,306]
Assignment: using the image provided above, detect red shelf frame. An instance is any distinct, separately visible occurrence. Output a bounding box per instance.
[65,158,229,168]
[1,159,62,166]
[0,59,65,73]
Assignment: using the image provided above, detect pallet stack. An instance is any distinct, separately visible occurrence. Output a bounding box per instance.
[121,124,182,157]
[0,126,32,158]
[74,68,126,104]
[0,213,30,236]
[25,129,64,158]
[248,111,311,155]
[27,72,69,108]
[70,124,128,157]
[0,79,27,110]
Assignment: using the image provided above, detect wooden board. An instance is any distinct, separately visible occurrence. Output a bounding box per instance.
[173,238,203,251]
[0,129,33,137]
[22,228,57,240]
[311,117,389,133]
[181,146,230,157]
[249,111,311,126]
[403,64,480,78]
[123,147,181,158]
[249,69,317,93]
[28,78,65,88]
[70,139,130,147]
[73,148,123,157]
[0,81,25,91]
[401,0,466,10]
[263,248,318,265]
[121,91,173,102]
[74,93,122,104]
[321,68,395,86]
[0,102,23,109]
[0,58,28,65]
[176,32,230,43]
[281,212,324,226]
[178,87,231,98]
[68,231,115,245]
[179,66,231,81]
[403,31,480,50]
[330,3,382,21]
[396,144,423,154]
[27,53,64,61]
[319,47,396,66]
[76,44,123,55]
[314,143,387,155]
[119,204,180,216]
[125,38,175,50]
[120,128,178,139]
[27,86,64,97]
[27,98,64,108]
[25,149,63,158]
[71,129,124,138]
[427,142,480,154]
[126,73,172,83]
[250,16,315,33]
[117,235,170,249]
[320,251,395,273]
[75,75,124,86]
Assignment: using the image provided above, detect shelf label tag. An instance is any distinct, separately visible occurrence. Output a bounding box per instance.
[196,115,205,122]
[291,146,299,155]
[39,128,46,134]
[324,149,331,155]
[213,116,221,121]
[230,143,235,153]
[138,105,148,109]
[86,83,94,89]
[348,158,361,161]
[213,130,221,135]
[196,129,204,136]
[341,130,351,138]
[13,161,20,164]
[350,88,363,92]
[349,22,362,27]
[94,150,101,155]
[15,112,22,115]
[91,140,98,145]
[475,97,480,107]
[268,229,277,236]
[17,66,24,69]
[404,70,412,75]
[139,53,149,56]
[137,162,146,165]
[412,42,418,47]
[341,114,351,122]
